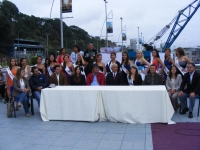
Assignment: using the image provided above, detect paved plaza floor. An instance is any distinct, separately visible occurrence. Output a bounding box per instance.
[0,99,199,150]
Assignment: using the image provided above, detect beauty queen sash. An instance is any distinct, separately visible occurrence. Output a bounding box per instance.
[127,75,134,86]
[175,57,187,75]
[135,59,146,81]
[61,63,72,76]
[47,66,53,76]
[121,64,128,74]
[6,68,15,80]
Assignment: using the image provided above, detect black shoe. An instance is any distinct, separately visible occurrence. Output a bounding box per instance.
[180,107,189,114]
[188,112,193,118]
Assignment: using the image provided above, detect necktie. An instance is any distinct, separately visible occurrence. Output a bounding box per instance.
[113,73,116,81]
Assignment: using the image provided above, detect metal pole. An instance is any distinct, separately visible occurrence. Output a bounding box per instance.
[138,27,139,50]
[18,31,20,57]
[60,0,63,48]
[120,17,123,52]
[141,32,142,50]
[47,34,49,57]
[104,0,108,48]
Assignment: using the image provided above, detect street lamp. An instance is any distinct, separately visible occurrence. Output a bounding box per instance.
[14,47,17,59]
[120,17,123,51]
[104,0,108,48]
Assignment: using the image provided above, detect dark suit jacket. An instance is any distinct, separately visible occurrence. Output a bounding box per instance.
[144,73,163,85]
[50,73,67,86]
[106,72,123,85]
[180,71,200,95]
[70,74,86,85]
[12,77,30,97]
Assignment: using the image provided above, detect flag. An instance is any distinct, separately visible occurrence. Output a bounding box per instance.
[62,0,72,13]
[106,22,113,33]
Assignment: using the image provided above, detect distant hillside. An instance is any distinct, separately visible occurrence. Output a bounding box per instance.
[0,0,116,56]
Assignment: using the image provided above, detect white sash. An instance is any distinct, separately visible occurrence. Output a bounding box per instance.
[34,64,42,74]
[135,60,146,81]
[127,75,134,86]
[6,68,15,80]
[164,67,170,75]
[106,61,113,73]
[65,66,72,76]
[47,66,53,76]
[175,57,187,75]
[121,64,128,74]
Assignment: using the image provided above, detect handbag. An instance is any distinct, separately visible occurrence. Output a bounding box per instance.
[7,98,15,118]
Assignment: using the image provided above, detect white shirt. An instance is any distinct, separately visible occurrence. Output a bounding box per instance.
[56,74,60,86]
[190,71,195,84]
[20,79,25,89]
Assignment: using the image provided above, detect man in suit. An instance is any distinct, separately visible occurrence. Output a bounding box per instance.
[178,63,200,118]
[84,43,97,76]
[143,64,163,85]
[86,64,105,86]
[106,63,123,85]
[50,65,67,86]
[29,66,49,107]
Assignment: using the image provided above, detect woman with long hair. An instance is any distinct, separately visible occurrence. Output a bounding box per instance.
[70,66,86,85]
[166,66,182,111]
[12,68,31,117]
[19,58,31,78]
[151,49,165,74]
[74,54,86,77]
[56,48,66,64]
[43,58,49,75]
[135,50,150,81]
[95,53,106,75]
[35,56,46,75]
[70,45,84,64]
[6,58,18,99]
[121,52,133,85]
[106,52,121,73]
[127,66,142,85]
[46,54,57,77]
[175,47,192,76]
[164,48,176,76]
[61,54,74,85]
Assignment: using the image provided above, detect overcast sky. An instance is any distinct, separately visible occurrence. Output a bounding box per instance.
[9,0,200,48]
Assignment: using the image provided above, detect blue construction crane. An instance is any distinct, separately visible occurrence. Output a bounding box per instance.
[144,0,200,51]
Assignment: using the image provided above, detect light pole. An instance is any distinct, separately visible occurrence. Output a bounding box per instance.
[120,17,123,51]
[18,30,22,53]
[14,47,17,59]
[60,0,63,48]
[137,27,139,50]
[104,0,108,48]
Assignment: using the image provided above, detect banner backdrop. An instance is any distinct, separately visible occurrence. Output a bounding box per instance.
[62,0,72,13]
[106,22,113,33]
[122,32,126,41]
[100,47,122,64]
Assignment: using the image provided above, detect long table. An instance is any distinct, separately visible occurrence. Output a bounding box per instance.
[40,86,175,124]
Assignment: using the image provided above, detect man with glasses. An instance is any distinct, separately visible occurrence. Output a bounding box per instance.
[178,63,200,118]
[29,66,49,107]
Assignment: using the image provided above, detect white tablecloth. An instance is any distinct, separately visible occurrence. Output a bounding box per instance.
[101,86,174,124]
[40,86,174,124]
[40,86,106,122]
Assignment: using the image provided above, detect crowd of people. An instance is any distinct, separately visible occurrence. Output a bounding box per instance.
[0,43,199,119]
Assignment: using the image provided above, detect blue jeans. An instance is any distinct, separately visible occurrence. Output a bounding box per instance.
[179,93,197,112]
[33,91,41,107]
[14,92,29,114]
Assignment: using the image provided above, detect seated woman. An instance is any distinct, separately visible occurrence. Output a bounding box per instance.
[166,66,182,111]
[12,68,31,117]
[127,66,142,86]
[70,66,86,85]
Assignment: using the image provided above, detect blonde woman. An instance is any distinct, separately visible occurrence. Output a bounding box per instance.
[135,50,150,81]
